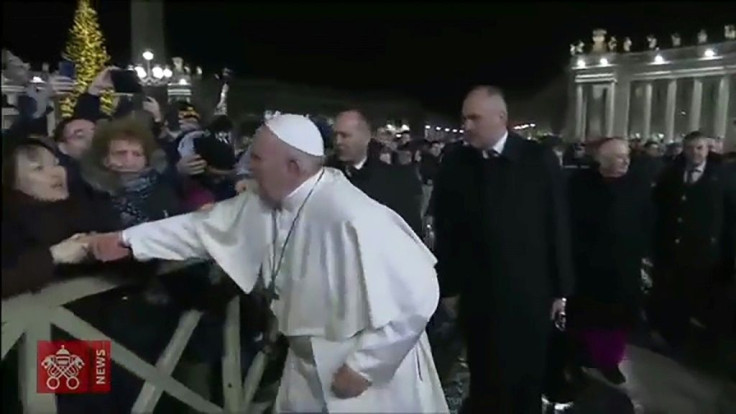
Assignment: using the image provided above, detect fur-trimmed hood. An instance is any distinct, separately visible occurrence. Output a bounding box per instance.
[80,148,170,195]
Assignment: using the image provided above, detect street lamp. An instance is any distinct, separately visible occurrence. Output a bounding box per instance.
[135,49,173,87]
[142,49,154,80]
[131,52,202,102]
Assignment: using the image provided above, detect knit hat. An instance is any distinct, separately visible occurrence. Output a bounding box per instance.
[178,127,236,171]
[3,134,56,159]
[174,101,200,122]
[195,115,236,170]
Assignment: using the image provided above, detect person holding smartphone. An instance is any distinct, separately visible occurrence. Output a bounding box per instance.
[51,67,117,196]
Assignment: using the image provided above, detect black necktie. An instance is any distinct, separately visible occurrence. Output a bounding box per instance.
[686,168,698,184]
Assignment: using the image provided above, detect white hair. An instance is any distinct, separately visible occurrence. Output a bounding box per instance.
[285,145,324,174]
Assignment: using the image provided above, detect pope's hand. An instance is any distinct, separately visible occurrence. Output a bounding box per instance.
[198,203,215,212]
[331,364,370,399]
[89,232,131,262]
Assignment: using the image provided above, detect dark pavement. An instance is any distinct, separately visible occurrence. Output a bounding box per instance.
[442,344,735,414]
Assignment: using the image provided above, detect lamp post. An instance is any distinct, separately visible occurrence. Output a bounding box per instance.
[167,57,202,103]
[133,49,203,103]
[134,49,173,87]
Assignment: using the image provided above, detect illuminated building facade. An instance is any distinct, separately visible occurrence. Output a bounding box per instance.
[568,26,735,150]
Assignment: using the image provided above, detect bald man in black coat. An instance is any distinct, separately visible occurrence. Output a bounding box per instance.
[433,86,573,414]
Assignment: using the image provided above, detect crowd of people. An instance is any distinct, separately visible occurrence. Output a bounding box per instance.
[2,66,735,414]
[0,66,446,413]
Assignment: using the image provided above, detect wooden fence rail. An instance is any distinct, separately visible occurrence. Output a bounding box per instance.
[1,260,263,414]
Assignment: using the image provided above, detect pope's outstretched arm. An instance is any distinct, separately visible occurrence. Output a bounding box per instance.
[121,193,254,262]
[122,212,208,261]
[342,215,440,385]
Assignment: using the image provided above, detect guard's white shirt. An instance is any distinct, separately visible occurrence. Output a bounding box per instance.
[683,161,706,184]
[345,156,368,178]
[481,131,508,158]
[353,156,368,170]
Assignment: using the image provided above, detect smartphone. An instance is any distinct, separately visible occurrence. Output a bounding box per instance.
[110,69,143,94]
[131,93,146,111]
[59,60,75,79]
[165,109,181,131]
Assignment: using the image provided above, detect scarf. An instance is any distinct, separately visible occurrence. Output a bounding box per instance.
[111,168,161,228]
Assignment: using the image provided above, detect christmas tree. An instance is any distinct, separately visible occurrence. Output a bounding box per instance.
[60,0,114,117]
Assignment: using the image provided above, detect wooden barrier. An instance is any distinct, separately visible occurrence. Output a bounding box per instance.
[1,260,265,413]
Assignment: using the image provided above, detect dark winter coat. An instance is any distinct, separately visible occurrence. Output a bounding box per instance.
[327,154,424,236]
[432,133,574,384]
[567,168,653,328]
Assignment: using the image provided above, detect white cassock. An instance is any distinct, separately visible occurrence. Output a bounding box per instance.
[121,167,449,413]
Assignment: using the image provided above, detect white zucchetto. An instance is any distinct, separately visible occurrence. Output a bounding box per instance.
[265,114,324,157]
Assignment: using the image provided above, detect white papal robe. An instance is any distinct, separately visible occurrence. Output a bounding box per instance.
[121,167,449,413]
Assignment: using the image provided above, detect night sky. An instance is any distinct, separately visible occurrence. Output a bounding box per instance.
[3,1,735,115]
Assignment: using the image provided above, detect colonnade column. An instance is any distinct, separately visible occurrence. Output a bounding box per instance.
[664,78,678,142]
[605,83,616,137]
[689,78,703,132]
[613,79,631,138]
[714,75,731,138]
[574,83,586,140]
[642,82,653,140]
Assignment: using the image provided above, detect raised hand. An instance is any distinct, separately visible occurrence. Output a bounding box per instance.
[87,66,118,96]
[176,155,207,176]
[89,232,131,262]
[3,49,31,84]
[142,97,162,123]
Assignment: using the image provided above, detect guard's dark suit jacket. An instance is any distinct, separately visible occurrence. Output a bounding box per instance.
[651,154,736,338]
[326,154,424,236]
[432,133,574,388]
[653,154,736,277]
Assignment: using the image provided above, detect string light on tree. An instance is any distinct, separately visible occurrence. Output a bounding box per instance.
[59,0,113,118]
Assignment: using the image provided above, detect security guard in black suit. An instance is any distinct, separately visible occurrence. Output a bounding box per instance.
[326,109,424,237]
[650,131,736,348]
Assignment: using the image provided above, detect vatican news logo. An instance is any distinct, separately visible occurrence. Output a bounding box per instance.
[37,341,111,394]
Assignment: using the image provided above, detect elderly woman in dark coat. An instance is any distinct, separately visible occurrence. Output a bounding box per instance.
[2,137,120,297]
[567,138,654,385]
[1,136,129,412]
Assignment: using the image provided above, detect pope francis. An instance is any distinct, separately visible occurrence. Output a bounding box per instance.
[90,114,449,413]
